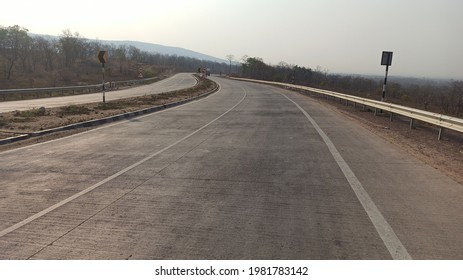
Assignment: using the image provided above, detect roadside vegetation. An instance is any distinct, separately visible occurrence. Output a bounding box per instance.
[0,25,229,89]
[239,56,463,118]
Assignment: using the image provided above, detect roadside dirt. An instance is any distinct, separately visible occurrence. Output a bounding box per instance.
[301,91,463,185]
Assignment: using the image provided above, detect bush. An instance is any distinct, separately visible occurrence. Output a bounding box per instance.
[13,108,45,119]
[59,105,91,116]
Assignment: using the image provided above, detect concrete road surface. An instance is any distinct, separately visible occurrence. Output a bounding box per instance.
[0,77,462,259]
[0,73,197,113]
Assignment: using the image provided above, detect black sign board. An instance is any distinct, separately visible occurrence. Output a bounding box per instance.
[381,51,393,66]
[98,51,107,64]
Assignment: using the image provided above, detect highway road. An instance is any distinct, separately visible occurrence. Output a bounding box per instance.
[0,77,462,259]
[0,73,197,113]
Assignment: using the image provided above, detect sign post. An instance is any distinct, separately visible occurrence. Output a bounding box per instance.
[97,51,108,103]
[380,51,393,102]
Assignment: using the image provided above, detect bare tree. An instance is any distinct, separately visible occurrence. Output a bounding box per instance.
[226,54,234,74]
[0,25,30,80]
[18,33,33,73]
[114,45,128,74]
[43,38,57,71]
[59,29,86,67]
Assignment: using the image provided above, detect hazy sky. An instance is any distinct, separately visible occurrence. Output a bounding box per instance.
[2,0,462,79]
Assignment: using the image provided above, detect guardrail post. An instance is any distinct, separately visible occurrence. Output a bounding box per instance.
[390,113,394,122]
[410,118,415,129]
[438,127,443,141]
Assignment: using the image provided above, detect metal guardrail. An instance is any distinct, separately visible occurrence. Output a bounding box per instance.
[232,77,463,140]
[0,77,160,101]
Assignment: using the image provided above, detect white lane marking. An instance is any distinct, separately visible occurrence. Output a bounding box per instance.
[281,93,412,260]
[0,87,247,238]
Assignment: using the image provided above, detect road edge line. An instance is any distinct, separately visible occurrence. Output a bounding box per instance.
[281,92,412,260]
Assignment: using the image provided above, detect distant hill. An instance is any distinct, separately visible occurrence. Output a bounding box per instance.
[30,33,227,64]
[105,40,228,64]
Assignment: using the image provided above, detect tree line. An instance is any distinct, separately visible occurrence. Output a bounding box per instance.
[0,25,230,88]
[240,56,463,117]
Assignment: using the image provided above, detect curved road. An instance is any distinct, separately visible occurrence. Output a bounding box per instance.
[0,73,197,113]
[0,77,462,259]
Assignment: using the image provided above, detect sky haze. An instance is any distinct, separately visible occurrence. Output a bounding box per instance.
[1,0,462,79]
